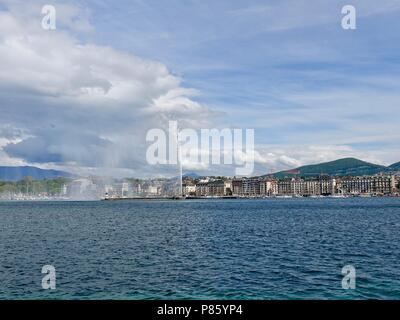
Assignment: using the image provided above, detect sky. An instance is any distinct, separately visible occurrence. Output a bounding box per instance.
[0,0,400,177]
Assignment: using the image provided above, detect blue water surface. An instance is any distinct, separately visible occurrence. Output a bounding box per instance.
[0,198,399,299]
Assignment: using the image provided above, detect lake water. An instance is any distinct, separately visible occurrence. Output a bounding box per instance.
[0,198,399,300]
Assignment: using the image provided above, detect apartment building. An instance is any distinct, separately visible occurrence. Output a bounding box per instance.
[260,179,278,196]
[195,181,210,196]
[195,180,232,196]
[194,175,398,197]
[241,178,261,196]
[338,175,395,195]
[232,179,243,196]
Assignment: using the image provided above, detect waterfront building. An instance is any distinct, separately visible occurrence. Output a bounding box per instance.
[231,178,265,196]
[195,180,232,197]
[302,179,320,196]
[292,178,303,196]
[224,180,232,195]
[259,179,278,196]
[189,174,397,198]
[208,180,226,196]
[338,175,395,195]
[277,178,293,195]
[232,179,243,196]
[195,181,210,196]
[242,178,261,196]
[392,175,399,192]
[275,177,336,196]
[320,176,337,195]
[183,183,196,196]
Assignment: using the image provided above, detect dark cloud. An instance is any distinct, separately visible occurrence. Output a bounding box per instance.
[4,133,114,166]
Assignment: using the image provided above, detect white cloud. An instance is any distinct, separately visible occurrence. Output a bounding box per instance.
[0,1,214,176]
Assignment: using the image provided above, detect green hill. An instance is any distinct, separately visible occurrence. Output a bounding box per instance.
[268,158,387,178]
[0,166,72,182]
[388,162,400,171]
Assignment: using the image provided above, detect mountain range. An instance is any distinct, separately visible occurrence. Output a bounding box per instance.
[0,158,399,181]
[183,172,201,178]
[0,166,72,182]
[389,161,400,171]
[265,158,400,179]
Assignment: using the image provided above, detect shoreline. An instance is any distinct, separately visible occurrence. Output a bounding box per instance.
[1,195,399,202]
[102,194,400,201]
